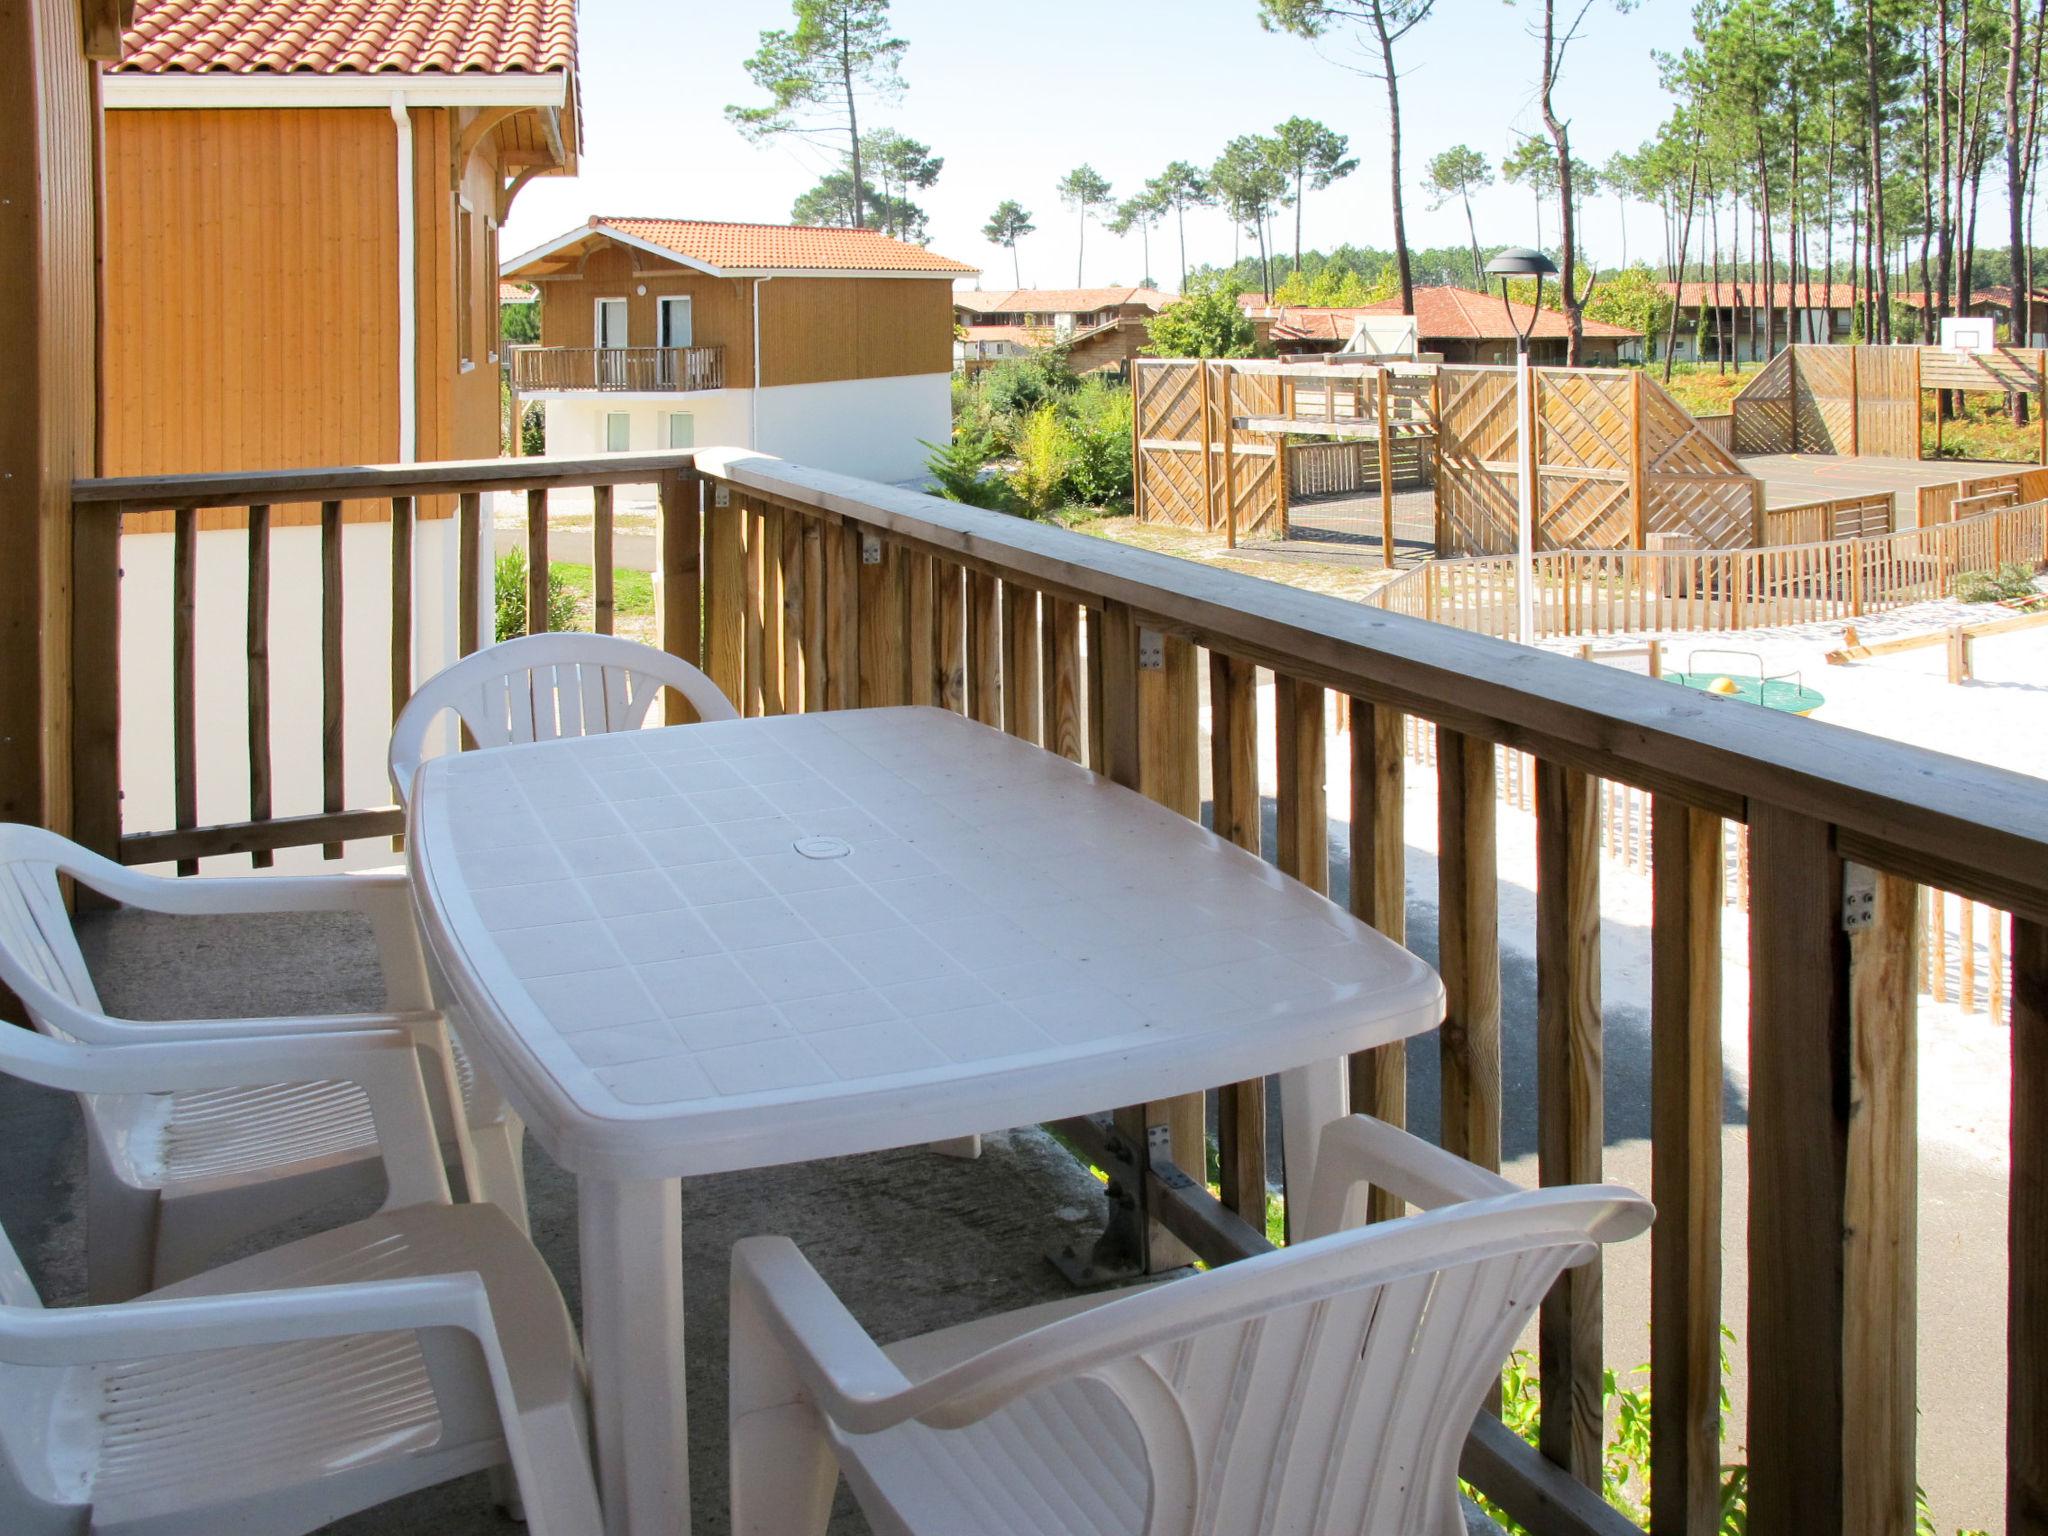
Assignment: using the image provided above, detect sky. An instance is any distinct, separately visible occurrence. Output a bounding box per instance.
[503,0,1709,292]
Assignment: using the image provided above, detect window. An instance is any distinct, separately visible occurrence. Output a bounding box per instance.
[657,295,693,349]
[605,412,630,452]
[664,413,695,450]
[455,195,476,366]
[595,298,629,348]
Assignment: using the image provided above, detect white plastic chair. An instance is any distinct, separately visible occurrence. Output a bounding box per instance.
[0,823,524,1302]
[0,1190,600,1535]
[729,1114,1653,1536]
[388,631,738,809]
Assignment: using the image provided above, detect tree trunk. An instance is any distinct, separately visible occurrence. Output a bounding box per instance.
[1177,204,1188,292]
[1077,207,1085,287]
[842,20,865,229]
[1712,185,1726,372]
[1937,0,1955,345]
[1867,0,1892,341]
[1371,0,1416,315]
[2009,0,2030,416]
[1464,193,1484,290]
[1664,131,1702,383]
[1537,0,1584,364]
[1012,242,1022,289]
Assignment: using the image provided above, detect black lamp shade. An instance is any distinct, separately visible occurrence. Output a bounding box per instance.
[1485,247,1559,278]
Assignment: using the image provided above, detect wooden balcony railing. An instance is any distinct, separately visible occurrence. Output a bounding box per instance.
[509,344,724,393]
[67,447,2048,1536]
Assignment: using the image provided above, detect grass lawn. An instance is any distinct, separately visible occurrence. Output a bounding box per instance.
[1655,361,1755,417]
[546,561,657,645]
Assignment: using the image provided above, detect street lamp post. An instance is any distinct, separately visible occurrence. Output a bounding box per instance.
[1484,246,1559,646]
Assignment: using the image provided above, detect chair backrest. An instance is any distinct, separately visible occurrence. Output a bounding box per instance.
[388,632,739,806]
[921,1185,1651,1536]
[0,824,105,1026]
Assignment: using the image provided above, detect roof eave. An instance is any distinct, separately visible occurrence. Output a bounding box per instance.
[102,69,571,109]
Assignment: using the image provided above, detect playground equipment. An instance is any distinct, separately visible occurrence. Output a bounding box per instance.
[1664,648,1825,714]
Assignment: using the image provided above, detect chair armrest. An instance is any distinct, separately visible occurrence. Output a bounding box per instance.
[1301,1115,1520,1240]
[56,1008,446,1046]
[730,1237,914,1434]
[0,1273,491,1368]
[58,844,408,918]
[7,1027,452,1209]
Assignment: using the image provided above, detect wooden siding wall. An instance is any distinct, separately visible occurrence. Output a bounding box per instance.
[105,108,399,525]
[758,276,955,385]
[0,0,98,830]
[104,103,508,530]
[538,245,757,382]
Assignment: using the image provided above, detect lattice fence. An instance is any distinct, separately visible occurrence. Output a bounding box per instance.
[1731,348,1795,453]
[1133,360,1284,538]
[1638,383,1761,546]
[1435,368,1520,555]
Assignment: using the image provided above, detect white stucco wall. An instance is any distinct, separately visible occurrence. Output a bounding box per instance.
[753,373,951,483]
[538,372,951,484]
[119,518,473,875]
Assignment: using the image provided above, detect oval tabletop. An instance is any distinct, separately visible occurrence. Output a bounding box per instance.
[407,706,1444,1179]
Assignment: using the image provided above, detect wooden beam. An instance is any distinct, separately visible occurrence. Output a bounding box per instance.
[320,500,344,859]
[524,487,548,634]
[967,571,1000,727]
[245,505,273,867]
[1001,583,1040,741]
[1629,368,1648,549]
[1041,596,1083,761]
[1650,799,1725,1536]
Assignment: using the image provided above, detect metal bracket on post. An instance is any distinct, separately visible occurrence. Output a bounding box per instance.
[712,483,731,508]
[1842,861,1878,931]
[1137,628,1166,671]
[861,532,883,566]
[1046,1114,1150,1287]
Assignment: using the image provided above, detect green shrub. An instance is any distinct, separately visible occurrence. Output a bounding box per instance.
[520,403,545,457]
[495,547,577,642]
[1059,380,1134,512]
[1955,560,2042,604]
[1008,405,1077,516]
[922,433,1017,513]
[975,349,1080,447]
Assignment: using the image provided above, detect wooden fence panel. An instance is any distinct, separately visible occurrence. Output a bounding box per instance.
[1793,346,1855,453]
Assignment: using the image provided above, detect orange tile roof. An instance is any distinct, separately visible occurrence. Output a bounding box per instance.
[500,280,536,302]
[954,287,1172,314]
[115,0,577,75]
[596,217,976,275]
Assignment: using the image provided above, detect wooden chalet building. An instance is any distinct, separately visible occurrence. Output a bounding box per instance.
[1657,282,1861,362]
[99,0,581,488]
[506,217,976,483]
[953,287,1171,375]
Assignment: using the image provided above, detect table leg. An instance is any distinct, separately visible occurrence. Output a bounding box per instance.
[1279,1061,1350,1241]
[580,1174,688,1536]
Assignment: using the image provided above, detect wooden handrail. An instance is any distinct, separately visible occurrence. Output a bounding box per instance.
[71,451,698,511]
[696,448,2048,921]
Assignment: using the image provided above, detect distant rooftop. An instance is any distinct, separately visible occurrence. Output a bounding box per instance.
[955,287,1173,314]
[114,0,578,75]
[1257,286,1641,344]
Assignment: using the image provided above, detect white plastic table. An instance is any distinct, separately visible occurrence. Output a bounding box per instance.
[407,706,1444,1536]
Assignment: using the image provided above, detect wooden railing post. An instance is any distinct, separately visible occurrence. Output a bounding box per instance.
[1136,630,1205,1264]
[319,499,344,859]
[1276,676,1346,1238]
[1536,759,1604,1489]
[524,487,548,635]
[657,471,701,724]
[1209,652,1265,1229]
[1747,807,1918,1535]
[1650,799,1725,1536]
[2015,918,2048,1535]
[69,504,122,867]
[457,491,483,659]
[704,490,744,708]
[1438,727,1502,1172]
[1348,696,1408,1223]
